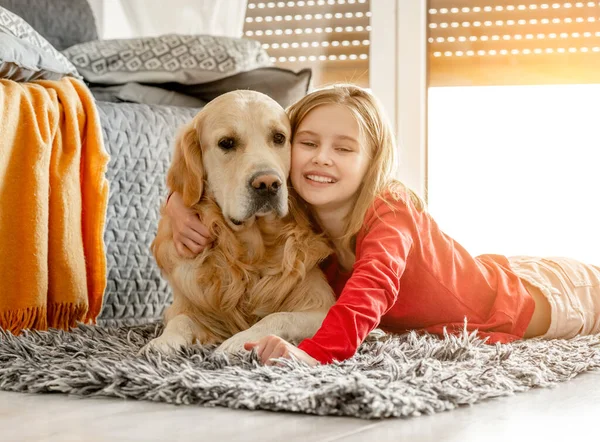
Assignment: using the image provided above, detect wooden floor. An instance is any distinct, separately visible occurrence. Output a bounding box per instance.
[1,370,598,442]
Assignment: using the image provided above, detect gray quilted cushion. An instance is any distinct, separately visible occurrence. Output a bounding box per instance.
[172,67,312,109]
[96,101,199,327]
[0,0,98,51]
[91,82,208,107]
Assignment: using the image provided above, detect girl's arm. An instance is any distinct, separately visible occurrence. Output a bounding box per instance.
[297,200,414,363]
[165,191,213,258]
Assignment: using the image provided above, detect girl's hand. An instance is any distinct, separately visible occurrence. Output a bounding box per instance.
[166,191,213,258]
[244,335,319,367]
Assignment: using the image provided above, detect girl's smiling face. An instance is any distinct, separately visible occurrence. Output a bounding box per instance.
[290,104,371,213]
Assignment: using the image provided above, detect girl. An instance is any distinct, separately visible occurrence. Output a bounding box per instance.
[165,85,600,366]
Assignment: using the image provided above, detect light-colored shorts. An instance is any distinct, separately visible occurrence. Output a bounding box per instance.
[508,256,600,339]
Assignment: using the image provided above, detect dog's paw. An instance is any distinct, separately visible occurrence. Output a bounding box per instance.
[216,337,245,355]
[216,332,259,355]
[139,333,189,356]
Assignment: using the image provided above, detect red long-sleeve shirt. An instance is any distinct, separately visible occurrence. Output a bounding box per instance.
[297,191,535,364]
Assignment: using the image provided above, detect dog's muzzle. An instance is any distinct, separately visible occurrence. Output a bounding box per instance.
[250,171,282,197]
[247,170,286,216]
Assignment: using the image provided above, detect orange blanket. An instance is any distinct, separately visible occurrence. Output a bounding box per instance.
[0,77,109,334]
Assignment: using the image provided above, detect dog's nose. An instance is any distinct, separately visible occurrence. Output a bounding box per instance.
[250,173,282,196]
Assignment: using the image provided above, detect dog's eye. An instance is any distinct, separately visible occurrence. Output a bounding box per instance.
[273,133,286,145]
[218,137,236,150]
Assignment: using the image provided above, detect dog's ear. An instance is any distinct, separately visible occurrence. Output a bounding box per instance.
[167,118,205,207]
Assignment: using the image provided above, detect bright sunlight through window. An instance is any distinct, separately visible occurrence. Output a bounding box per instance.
[428,85,600,266]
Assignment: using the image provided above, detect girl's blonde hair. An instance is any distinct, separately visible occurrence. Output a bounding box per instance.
[286,84,424,257]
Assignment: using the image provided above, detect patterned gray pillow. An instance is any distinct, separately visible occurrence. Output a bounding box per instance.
[0,6,80,81]
[62,34,272,86]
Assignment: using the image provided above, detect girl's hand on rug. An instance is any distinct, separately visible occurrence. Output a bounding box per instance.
[244,335,319,367]
[166,191,213,258]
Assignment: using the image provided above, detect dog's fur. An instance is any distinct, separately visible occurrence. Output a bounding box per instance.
[145,91,336,354]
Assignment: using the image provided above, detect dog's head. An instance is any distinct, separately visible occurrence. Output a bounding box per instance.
[167,90,292,229]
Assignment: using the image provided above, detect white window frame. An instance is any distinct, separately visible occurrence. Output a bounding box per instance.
[370,0,428,202]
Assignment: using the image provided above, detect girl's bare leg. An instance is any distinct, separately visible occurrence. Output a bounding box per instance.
[523,281,552,338]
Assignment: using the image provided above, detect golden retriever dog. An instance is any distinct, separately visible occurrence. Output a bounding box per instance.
[144,90,336,355]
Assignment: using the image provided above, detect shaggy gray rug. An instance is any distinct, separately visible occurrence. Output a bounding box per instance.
[0,323,599,419]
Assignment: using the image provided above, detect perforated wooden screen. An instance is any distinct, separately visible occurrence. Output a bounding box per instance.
[243,0,371,87]
[428,1,600,86]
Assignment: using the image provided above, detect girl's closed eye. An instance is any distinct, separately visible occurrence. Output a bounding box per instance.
[300,141,318,148]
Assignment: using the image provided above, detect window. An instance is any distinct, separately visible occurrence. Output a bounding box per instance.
[243,0,371,87]
[427,1,600,264]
